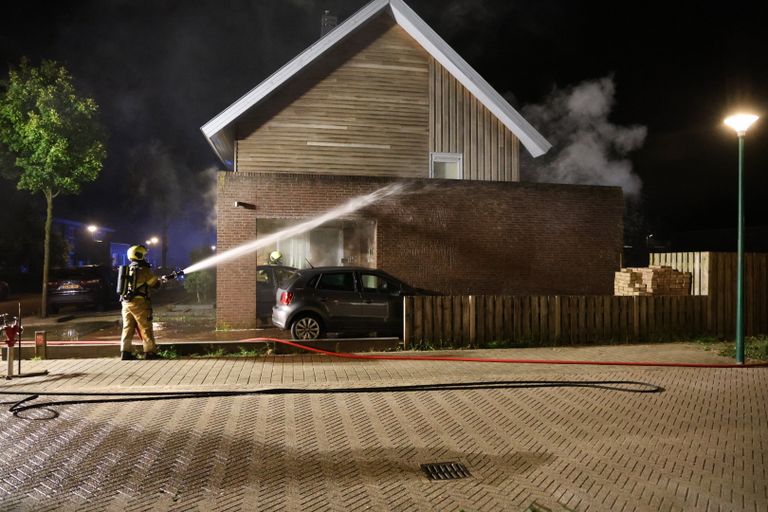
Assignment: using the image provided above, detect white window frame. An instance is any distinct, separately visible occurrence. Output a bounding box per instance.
[429,152,463,179]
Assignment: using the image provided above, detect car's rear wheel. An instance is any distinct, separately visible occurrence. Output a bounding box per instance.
[290,314,324,340]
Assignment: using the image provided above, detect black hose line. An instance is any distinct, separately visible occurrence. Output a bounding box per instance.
[0,380,664,420]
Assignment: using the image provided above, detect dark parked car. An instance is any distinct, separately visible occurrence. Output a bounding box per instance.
[257,265,296,319]
[47,265,117,313]
[272,266,437,340]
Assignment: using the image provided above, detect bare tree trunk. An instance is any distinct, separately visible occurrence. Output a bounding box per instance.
[40,189,54,318]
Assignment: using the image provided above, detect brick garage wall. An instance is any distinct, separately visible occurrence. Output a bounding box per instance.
[216,171,624,328]
[215,172,259,328]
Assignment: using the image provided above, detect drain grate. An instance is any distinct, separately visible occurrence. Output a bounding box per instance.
[420,462,471,480]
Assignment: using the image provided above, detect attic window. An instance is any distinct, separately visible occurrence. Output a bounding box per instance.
[430,153,463,179]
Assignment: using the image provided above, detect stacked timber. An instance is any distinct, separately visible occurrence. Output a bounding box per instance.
[614,265,691,296]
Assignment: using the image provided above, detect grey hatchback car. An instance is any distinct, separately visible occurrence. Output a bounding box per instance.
[272,267,434,340]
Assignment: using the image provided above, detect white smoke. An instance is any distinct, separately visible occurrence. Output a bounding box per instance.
[521,76,646,196]
[198,165,219,229]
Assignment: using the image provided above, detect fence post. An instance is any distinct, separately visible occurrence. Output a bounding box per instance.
[403,297,412,349]
[632,296,640,341]
[468,295,477,348]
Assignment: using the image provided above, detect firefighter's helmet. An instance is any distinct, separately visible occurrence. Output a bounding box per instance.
[268,250,283,265]
[127,244,148,262]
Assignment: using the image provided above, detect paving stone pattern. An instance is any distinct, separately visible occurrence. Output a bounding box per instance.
[0,345,766,511]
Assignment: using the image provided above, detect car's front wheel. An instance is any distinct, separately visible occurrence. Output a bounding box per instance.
[290,314,324,340]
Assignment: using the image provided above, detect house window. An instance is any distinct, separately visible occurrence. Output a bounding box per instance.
[430,153,463,179]
[257,219,376,269]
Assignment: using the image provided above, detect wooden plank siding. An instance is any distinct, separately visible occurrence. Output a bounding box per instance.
[235,16,430,177]
[234,12,522,181]
[428,58,520,181]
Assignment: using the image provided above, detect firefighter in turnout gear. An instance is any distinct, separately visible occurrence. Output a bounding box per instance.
[119,244,163,360]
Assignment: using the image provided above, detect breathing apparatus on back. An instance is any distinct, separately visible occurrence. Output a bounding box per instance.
[117,244,185,301]
[116,245,148,301]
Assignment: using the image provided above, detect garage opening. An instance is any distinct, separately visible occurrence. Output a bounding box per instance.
[256,219,376,269]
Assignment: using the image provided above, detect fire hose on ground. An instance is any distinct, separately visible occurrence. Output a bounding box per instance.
[1,337,766,420]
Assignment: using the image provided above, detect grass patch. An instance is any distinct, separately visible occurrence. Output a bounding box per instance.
[716,336,768,361]
[406,339,541,351]
[405,340,467,351]
[157,345,179,359]
[234,346,270,357]
[193,347,227,358]
[190,345,271,359]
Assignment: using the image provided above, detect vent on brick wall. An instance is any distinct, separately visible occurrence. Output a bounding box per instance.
[420,462,471,480]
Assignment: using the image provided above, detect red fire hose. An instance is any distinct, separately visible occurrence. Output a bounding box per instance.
[240,337,768,368]
[28,336,768,368]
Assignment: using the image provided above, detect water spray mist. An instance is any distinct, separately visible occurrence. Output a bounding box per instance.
[183,182,407,275]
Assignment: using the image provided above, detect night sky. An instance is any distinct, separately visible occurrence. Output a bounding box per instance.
[1,0,767,266]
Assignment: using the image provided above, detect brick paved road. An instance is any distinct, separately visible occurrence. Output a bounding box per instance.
[0,344,766,511]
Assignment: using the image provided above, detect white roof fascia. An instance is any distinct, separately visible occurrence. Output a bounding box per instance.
[388,0,551,157]
[200,0,389,141]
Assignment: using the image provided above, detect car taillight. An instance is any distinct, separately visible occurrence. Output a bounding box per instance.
[280,291,293,305]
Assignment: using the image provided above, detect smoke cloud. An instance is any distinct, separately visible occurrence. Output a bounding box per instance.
[521,76,646,196]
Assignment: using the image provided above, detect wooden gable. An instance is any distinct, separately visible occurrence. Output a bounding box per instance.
[234,11,522,181]
[235,15,430,177]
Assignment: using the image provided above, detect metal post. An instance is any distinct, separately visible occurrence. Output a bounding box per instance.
[17,302,21,375]
[6,343,13,380]
[735,135,745,364]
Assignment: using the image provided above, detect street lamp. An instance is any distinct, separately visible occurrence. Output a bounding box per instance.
[724,113,759,364]
[144,237,160,266]
[86,224,103,244]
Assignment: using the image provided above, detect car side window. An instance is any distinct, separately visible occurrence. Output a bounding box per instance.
[360,273,400,295]
[317,272,355,292]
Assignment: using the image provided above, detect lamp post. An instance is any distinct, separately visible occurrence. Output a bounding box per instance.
[724,113,759,364]
[145,237,160,267]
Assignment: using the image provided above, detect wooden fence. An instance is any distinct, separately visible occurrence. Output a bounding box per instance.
[651,252,768,337]
[403,252,768,347]
[403,295,711,348]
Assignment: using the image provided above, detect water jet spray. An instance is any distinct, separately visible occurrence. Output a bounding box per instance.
[183,182,407,275]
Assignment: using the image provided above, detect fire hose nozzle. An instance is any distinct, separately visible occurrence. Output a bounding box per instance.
[162,268,185,281]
